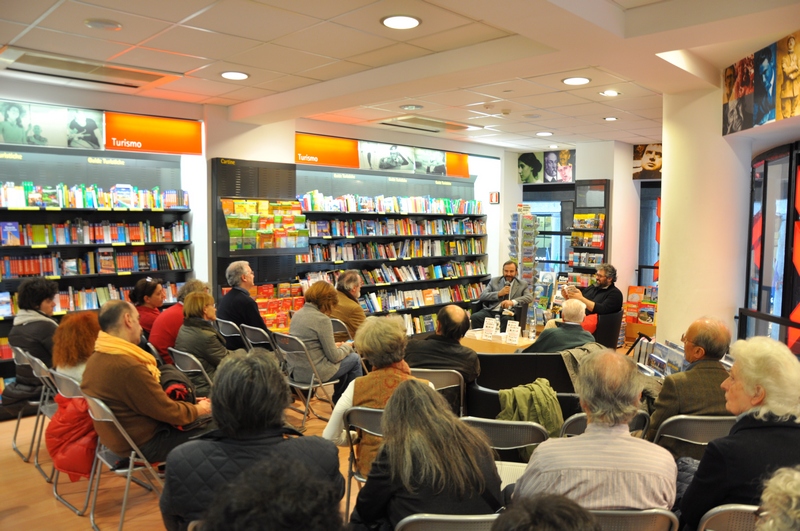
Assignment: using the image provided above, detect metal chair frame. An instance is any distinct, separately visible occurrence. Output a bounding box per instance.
[25,351,60,482]
[145,342,165,366]
[394,513,499,531]
[49,369,98,516]
[271,331,339,430]
[239,323,275,352]
[343,407,383,520]
[697,503,759,531]
[560,410,650,438]
[590,508,679,531]
[653,414,737,448]
[10,346,40,462]
[410,368,465,416]
[82,393,163,531]
[168,347,214,388]
[215,318,242,341]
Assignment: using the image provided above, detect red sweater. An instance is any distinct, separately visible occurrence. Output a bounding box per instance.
[148,303,183,363]
[137,305,161,334]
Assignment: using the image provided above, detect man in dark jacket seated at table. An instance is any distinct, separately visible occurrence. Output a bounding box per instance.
[159,348,345,531]
[522,299,594,353]
[406,305,480,384]
[561,263,623,316]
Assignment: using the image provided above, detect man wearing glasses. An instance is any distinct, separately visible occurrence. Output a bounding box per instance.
[644,317,731,459]
[562,263,623,315]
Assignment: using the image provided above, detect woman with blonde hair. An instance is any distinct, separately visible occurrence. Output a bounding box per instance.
[174,291,243,396]
[352,379,502,529]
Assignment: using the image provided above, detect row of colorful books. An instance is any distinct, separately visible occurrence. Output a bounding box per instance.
[98,248,191,274]
[300,238,485,263]
[570,231,605,249]
[359,283,484,314]
[400,309,474,336]
[298,190,484,215]
[308,217,486,238]
[1,181,189,209]
[0,219,189,246]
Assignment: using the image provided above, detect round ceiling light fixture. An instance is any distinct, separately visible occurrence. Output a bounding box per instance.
[221,71,249,81]
[522,113,541,119]
[562,76,591,86]
[381,15,420,30]
[600,89,620,97]
[400,104,424,111]
[84,18,122,31]
[604,117,618,121]
[549,144,558,149]
[536,131,553,137]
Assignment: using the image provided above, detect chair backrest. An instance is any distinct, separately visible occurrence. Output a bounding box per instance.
[560,410,651,438]
[653,415,737,447]
[26,353,58,395]
[395,513,499,531]
[240,323,274,351]
[82,393,149,460]
[168,347,213,387]
[49,369,83,399]
[410,368,465,416]
[591,508,679,531]
[330,318,352,340]
[146,342,165,366]
[697,504,759,531]
[475,353,575,393]
[271,331,329,385]
[11,345,30,367]
[461,416,548,450]
[216,318,242,338]
[593,309,625,349]
[344,407,383,437]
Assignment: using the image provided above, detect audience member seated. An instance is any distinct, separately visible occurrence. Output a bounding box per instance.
[522,299,594,353]
[288,281,362,403]
[160,349,344,531]
[680,336,800,530]
[330,269,366,341]
[81,300,212,463]
[201,458,343,531]
[46,311,100,482]
[174,291,244,397]
[216,260,268,350]
[323,316,430,476]
[645,316,731,459]
[757,465,800,531]
[406,304,480,383]
[351,379,502,529]
[149,279,209,363]
[129,276,166,337]
[514,350,676,509]
[491,493,602,531]
[2,277,59,409]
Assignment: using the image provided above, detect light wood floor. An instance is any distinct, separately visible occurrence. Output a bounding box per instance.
[0,399,355,530]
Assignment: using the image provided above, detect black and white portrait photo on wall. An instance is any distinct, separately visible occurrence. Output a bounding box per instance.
[517,152,543,183]
[359,141,415,172]
[753,43,777,126]
[557,149,574,183]
[633,143,663,180]
[414,147,447,175]
[66,108,103,149]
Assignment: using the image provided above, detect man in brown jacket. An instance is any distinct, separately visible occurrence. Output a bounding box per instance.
[81,300,211,462]
[330,270,366,341]
[645,317,731,459]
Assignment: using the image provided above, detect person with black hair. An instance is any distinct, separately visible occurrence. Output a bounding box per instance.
[491,493,601,531]
[518,152,543,183]
[562,263,623,315]
[128,276,165,336]
[160,349,343,531]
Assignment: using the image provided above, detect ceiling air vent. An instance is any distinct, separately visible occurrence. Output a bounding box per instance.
[0,46,181,92]
[376,115,476,134]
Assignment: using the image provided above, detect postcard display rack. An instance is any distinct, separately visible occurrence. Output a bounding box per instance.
[569,180,610,280]
[295,166,489,335]
[508,206,537,332]
[0,146,192,408]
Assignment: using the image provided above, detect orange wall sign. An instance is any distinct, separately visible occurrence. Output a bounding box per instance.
[105,112,203,155]
[295,133,359,168]
[445,152,470,178]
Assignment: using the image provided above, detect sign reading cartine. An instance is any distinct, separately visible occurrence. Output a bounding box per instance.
[105,112,203,155]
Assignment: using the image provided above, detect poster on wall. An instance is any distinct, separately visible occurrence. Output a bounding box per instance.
[535,149,575,183]
[777,32,800,121]
[0,100,104,149]
[358,141,415,172]
[723,55,755,135]
[753,44,777,126]
[413,147,447,175]
[633,143,663,180]
[517,152,543,183]
[66,108,103,149]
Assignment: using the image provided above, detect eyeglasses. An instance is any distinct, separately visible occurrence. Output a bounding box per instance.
[681,333,699,347]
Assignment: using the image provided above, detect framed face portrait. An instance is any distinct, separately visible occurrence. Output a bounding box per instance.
[633,144,663,180]
[518,152,543,183]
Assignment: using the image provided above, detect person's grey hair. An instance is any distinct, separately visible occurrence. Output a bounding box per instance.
[225,260,250,287]
[336,270,361,292]
[98,300,135,333]
[212,348,290,437]
[354,316,406,369]
[177,279,209,303]
[729,337,800,421]
[691,317,731,360]
[596,263,617,282]
[577,350,642,426]
[561,299,586,323]
[757,465,800,531]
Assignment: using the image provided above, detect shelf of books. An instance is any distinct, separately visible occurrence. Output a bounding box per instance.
[568,180,610,273]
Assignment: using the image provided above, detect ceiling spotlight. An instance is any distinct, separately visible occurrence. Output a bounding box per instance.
[536,131,553,137]
[381,15,420,30]
[84,18,122,31]
[604,117,618,121]
[600,90,620,97]
[562,77,591,86]
[523,113,541,119]
[400,104,424,111]
[549,145,558,149]
[221,71,249,81]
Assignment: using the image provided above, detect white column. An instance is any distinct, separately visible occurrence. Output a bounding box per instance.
[658,89,752,342]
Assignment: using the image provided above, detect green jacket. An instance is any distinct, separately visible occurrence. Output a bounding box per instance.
[497,378,563,461]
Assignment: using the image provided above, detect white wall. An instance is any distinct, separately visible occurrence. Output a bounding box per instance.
[472,155,504,275]
[658,88,752,342]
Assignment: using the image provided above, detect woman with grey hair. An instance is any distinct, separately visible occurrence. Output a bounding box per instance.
[323,315,430,476]
[757,465,800,530]
[680,336,800,530]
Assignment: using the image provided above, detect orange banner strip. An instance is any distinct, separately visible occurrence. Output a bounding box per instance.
[295,133,359,168]
[105,112,202,155]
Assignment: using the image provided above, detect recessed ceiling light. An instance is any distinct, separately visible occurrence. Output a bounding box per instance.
[466,126,483,131]
[400,104,424,111]
[600,90,620,97]
[536,132,553,137]
[381,15,420,30]
[523,113,541,119]
[562,77,591,86]
[549,144,558,149]
[604,117,618,121]
[221,71,249,81]
[84,18,122,31]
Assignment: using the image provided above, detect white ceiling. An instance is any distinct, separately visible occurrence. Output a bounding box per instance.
[1,0,799,151]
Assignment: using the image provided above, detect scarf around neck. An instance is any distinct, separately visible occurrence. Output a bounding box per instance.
[94,331,160,382]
